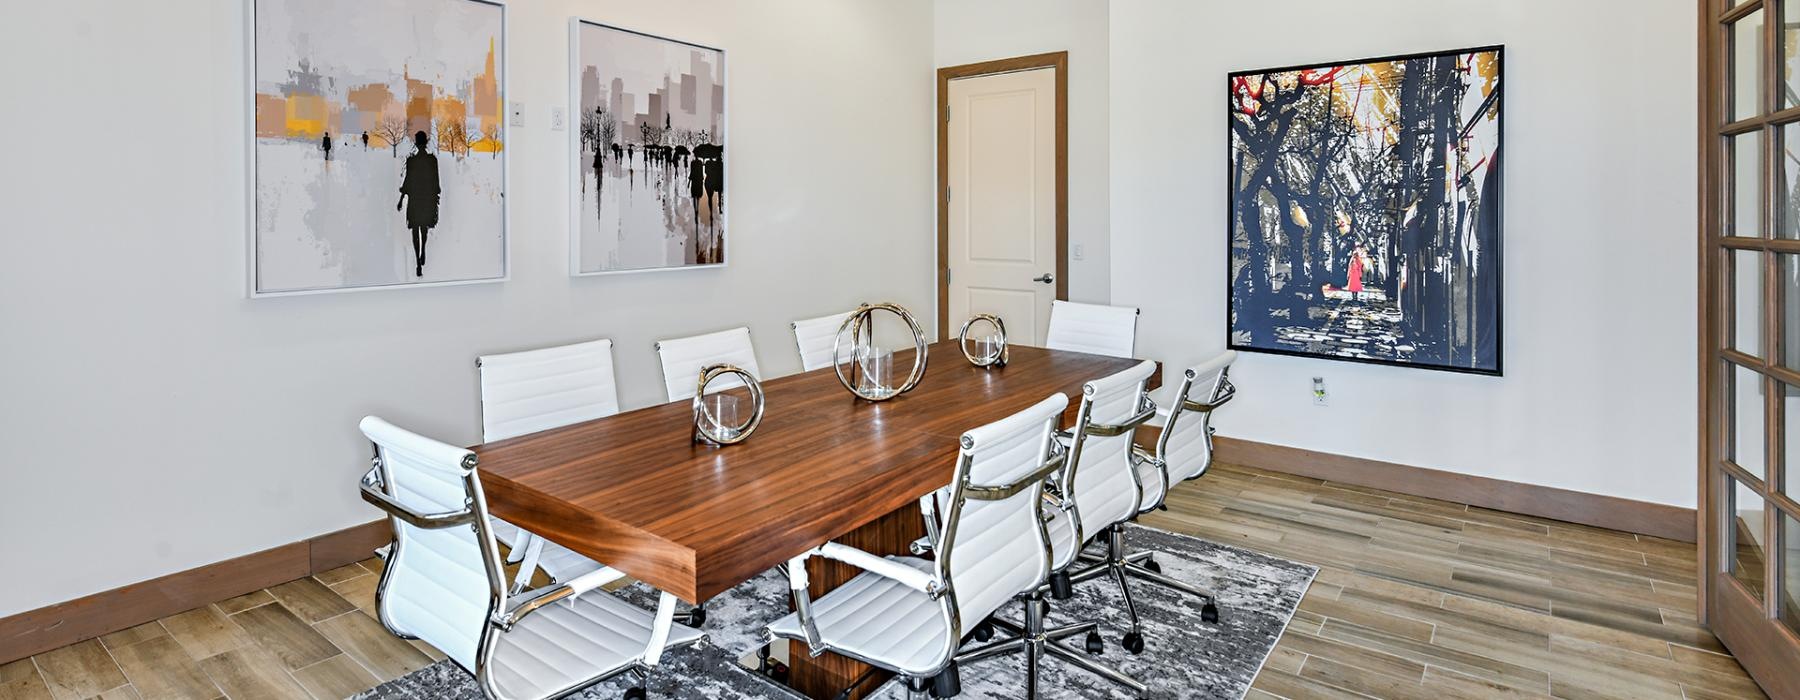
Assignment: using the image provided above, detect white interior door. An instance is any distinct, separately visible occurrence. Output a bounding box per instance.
[946,67,1057,345]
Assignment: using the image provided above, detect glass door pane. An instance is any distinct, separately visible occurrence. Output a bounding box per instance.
[1739,251,1765,355]
[1782,125,1800,237]
[1783,512,1799,633]
[1786,0,1800,110]
[1733,133,1764,238]
[1731,479,1769,597]
[1736,365,1770,480]
[1735,9,1766,121]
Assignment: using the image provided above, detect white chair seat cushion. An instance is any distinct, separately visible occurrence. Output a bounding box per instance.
[1135,458,1167,513]
[536,540,606,583]
[488,590,704,699]
[766,557,950,676]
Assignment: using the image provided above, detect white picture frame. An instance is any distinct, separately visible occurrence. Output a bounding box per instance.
[569,18,728,278]
[246,0,510,298]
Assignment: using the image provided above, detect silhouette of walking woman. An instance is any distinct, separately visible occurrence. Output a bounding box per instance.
[321,132,332,161]
[396,131,440,278]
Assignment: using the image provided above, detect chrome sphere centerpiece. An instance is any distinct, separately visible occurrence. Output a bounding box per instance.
[832,302,929,401]
[958,313,1008,368]
[691,364,765,445]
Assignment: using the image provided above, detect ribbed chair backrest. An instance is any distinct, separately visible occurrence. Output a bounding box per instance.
[477,339,620,442]
[1044,300,1138,358]
[1059,359,1157,568]
[655,327,760,402]
[791,311,852,372]
[937,393,1068,636]
[1160,351,1236,483]
[360,416,503,673]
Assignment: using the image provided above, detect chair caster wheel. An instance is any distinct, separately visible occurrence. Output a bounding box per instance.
[930,662,961,698]
[1122,631,1145,654]
[1201,602,1220,623]
[1143,558,1162,574]
[623,687,646,700]
[687,606,706,627]
[1084,630,1104,655]
[1049,572,1074,600]
[971,620,994,642]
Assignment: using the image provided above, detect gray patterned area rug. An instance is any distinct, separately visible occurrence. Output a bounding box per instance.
[354,525,1314,700]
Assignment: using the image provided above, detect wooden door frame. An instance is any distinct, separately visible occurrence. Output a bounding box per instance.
[936,51,1069,340]
[1697,1,1800,697]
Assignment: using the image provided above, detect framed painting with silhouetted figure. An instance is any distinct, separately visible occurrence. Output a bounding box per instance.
[1226,46,1503,375]
[569,19,727,276]
[248,0,508,297]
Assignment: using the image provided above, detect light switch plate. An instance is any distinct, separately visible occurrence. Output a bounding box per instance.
[509,101,525,127]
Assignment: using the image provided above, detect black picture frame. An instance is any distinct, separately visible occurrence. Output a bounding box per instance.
[1224,44,1505,376]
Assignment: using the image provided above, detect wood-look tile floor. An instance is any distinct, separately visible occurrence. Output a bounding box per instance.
[0,558,443,700]
[0,462,1767,699]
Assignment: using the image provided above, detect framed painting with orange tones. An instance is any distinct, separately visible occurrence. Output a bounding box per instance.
[1226,46,1504,375]
[248,0,508,297]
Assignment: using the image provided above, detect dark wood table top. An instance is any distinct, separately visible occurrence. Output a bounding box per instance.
[474,341,1154,603]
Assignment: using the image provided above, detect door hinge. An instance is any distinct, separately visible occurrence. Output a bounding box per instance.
[945,268,952,283]
[946,106,951,121]
[946,186,951,202]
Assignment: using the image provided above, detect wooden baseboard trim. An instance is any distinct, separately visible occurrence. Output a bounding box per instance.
[0,519,390,665]
[1214,436,1697,543]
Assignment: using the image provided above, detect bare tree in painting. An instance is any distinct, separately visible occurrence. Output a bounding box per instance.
[437,118,471,159]
[375,116,409,158]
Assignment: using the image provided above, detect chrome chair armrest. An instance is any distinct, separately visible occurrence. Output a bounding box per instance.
[494,566,629,630]
[964,452,1065,501]
[783,541,946,657]
[359,469,477,530]
[917,492,943,554]
[1131,443,1163,467]
[1183,379,1236,413]
[784,555,825,654]
[1081,404,1158,437]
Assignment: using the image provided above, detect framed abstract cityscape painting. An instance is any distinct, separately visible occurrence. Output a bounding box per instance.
[571,20,727,276]
[249,0,507,297]
[1227,46,1503,375]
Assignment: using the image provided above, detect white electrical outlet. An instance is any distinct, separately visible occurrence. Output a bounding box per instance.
[509,101,525,127]
[1073,243,1086,261]
[1312,377,1329,407]
[550,106,566,131]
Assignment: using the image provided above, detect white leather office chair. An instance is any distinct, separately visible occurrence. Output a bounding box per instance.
[790,311,853,372]
[766,393,1070,699]
[1030,360,1159,694]
[1093,351,1237,621]
[1044,301,1139,358]
[655,327,761,402]
[477,339,619,591]
[1136,351,1236,514]
[357,416,702,700]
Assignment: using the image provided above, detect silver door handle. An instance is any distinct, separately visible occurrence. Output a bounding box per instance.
[1032,273,1054,284]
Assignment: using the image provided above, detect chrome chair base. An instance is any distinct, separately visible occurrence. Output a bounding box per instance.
[953,593,1148,699]
[1067,525,1220,648]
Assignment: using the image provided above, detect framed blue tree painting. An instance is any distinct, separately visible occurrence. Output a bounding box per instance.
[1227,46,1503,375]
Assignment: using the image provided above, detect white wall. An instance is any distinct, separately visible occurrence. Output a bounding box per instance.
[1110,0,1699,507]
[0,0,934,616]
[934,0,1110,304]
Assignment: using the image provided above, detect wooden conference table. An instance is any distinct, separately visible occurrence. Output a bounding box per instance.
[475,341,1155,698]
